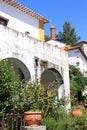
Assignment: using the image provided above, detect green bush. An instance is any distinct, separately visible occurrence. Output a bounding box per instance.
[9,82,58,116]
[0,59,20,113]
[69,65,87,106]
[41,108,87,130]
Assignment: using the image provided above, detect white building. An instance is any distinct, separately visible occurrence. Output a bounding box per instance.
[0,0,70,109]
[0,0,49,41]
[68,41,87,76]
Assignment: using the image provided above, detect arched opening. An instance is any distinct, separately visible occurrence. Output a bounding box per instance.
[4,58,31,82]
[40,68,63,96]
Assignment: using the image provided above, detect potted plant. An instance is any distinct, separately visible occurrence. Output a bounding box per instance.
[21,83,43,126]
[9,82,57,126]
[71,105,83,117]
[23,82,58,126]
[24,110,42,126]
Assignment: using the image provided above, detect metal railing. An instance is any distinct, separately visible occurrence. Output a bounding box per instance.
[0,113,26,130]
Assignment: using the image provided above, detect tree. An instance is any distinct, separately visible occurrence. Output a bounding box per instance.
[45,35,51,41]
[56,21,81,45]
[0,59,21,113]
[69,65,87,105]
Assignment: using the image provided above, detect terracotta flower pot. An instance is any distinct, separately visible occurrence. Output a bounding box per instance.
[24,112,42,126]
[71,109,82,117]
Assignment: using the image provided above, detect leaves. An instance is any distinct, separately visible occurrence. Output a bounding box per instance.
[56,21,81,45]
[9,82,57,116]
[0,59,21,113]
[69,65,87,105]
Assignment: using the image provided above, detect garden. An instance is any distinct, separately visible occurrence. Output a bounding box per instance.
[0,59,87,130]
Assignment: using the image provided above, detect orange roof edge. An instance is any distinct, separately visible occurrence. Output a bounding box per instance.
[1,0,49,23]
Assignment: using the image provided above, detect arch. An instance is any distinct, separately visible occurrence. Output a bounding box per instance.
[40,68,63,95]
[2,58,31,82]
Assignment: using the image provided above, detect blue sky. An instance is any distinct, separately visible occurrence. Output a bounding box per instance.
[16,0,87,41]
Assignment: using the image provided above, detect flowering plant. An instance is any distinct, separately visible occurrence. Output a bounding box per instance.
[10,82,57,116]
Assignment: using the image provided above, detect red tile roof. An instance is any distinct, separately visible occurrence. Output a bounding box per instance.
[1,0,49,23]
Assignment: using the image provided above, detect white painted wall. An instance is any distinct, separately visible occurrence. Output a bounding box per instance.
[83,44,87,56]
[46,40,65,47]
[68,49,87,75]
[0,1,39,39]
[0,25,71,110]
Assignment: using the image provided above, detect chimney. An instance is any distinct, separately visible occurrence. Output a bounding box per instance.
[50,26,56,40]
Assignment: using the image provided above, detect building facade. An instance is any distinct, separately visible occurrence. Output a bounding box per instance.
[0,0,70,109]
[68,41,87,76]
[0,0,49,41]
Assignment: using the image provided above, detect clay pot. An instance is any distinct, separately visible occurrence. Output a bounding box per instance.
[71,109,82,117]
[24,112,42,126]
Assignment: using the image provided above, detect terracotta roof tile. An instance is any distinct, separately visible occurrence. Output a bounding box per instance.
[1,0,49,23]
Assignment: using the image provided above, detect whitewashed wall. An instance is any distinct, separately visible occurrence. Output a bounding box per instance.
[0,25,71,110]
[68,49,87,74]
[0,1,39,39]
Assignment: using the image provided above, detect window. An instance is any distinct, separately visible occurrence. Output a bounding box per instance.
[0,17,8,26]
[76,62,80,66]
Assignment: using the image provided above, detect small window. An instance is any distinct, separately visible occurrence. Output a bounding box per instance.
[0,17,8,26]
[35,57,39,66]
[76,62,80,66]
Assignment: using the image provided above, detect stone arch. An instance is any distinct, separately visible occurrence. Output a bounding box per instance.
[40,68,63,96]
[2,57,31,82]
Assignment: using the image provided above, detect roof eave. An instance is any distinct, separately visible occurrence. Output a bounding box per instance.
[1,0,50,23]
[69,47,87,60]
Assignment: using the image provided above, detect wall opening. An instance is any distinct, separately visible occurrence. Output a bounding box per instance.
[6,58,31,83]
[0,16,8,26]
[40,68,63,96]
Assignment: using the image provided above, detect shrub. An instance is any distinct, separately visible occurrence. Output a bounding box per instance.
[9,82,58,116]
[0,59,20,113]
[41,108,87,130]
